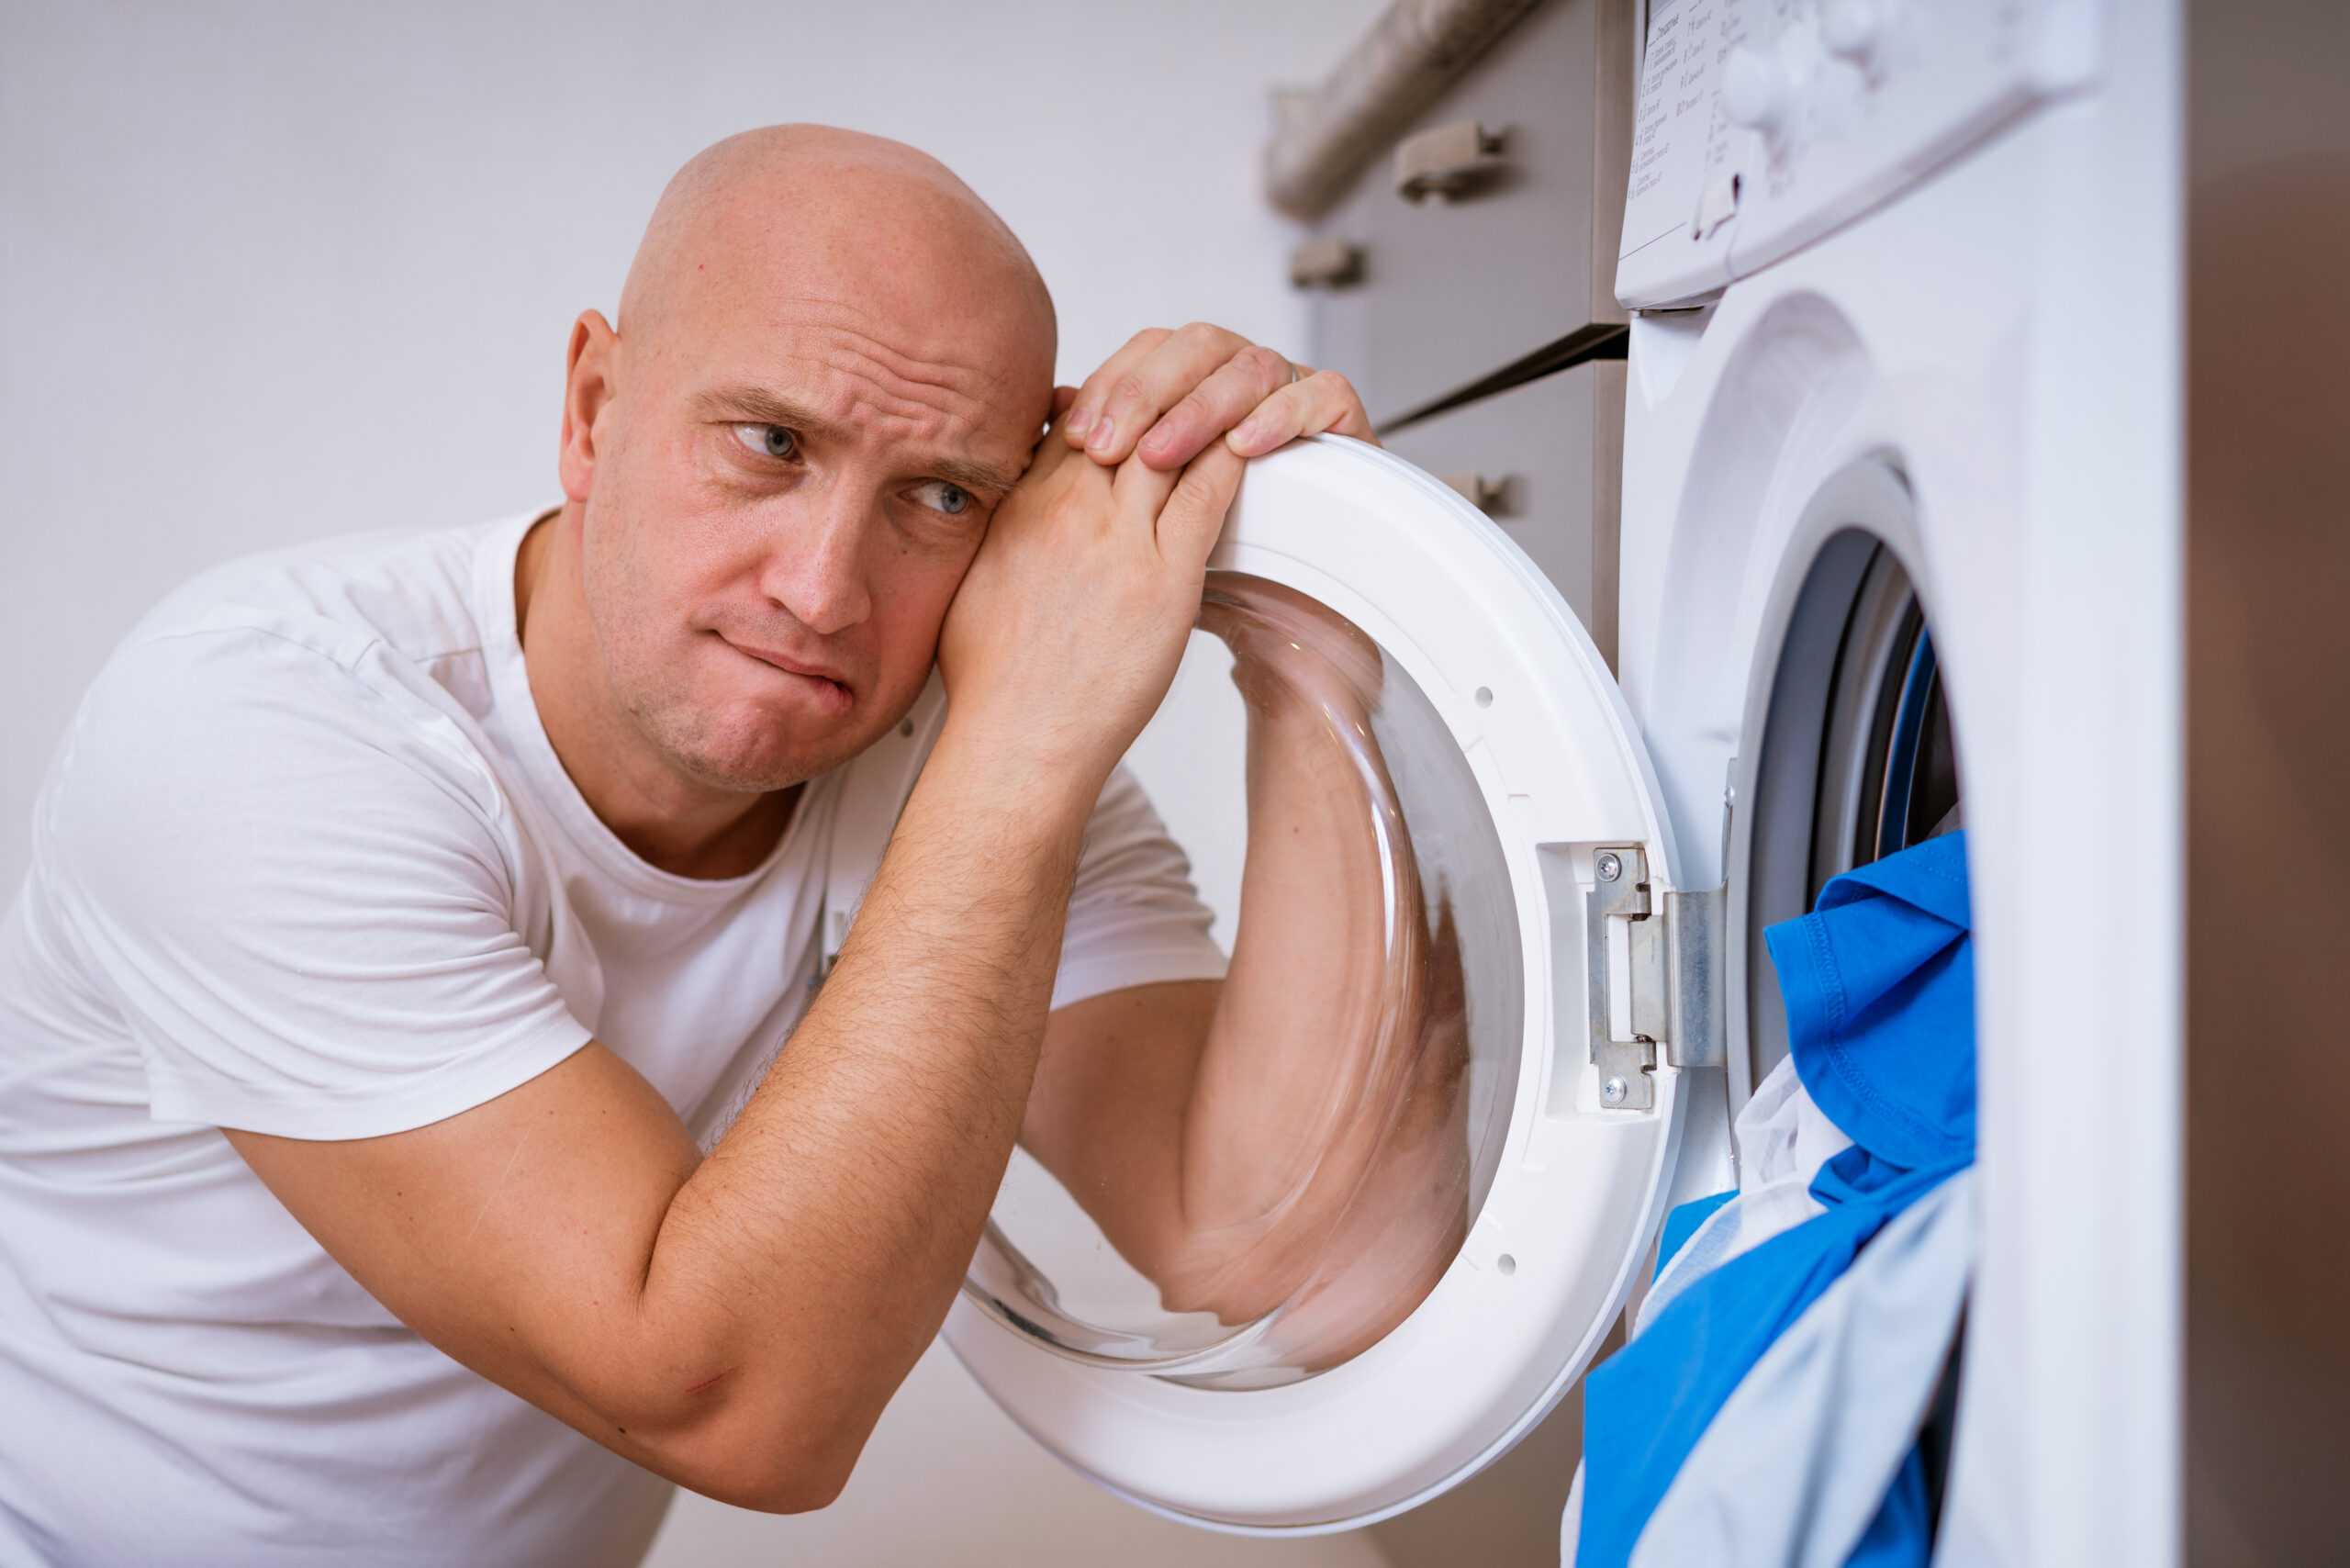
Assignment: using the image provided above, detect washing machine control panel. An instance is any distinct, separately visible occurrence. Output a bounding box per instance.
[1615,0,2101,309]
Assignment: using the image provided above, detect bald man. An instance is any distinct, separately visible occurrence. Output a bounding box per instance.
[0,127,1393,1566]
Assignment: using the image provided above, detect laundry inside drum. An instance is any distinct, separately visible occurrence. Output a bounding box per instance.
[963,571,1524,1387]
[1749,525,1967,1091]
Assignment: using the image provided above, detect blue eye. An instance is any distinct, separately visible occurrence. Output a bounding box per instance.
[732,423,799,460]
[913,480,973,516]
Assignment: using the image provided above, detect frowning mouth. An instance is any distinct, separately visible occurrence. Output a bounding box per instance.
[718,634,856,711]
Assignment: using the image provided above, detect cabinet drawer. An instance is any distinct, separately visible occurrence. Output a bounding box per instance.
[1381,359,1626,670]
[1300,0,1633,425]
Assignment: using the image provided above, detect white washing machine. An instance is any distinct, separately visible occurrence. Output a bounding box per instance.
[942,2,2183,1561]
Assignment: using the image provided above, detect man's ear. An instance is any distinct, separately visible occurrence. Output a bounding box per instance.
[559,310,621,503]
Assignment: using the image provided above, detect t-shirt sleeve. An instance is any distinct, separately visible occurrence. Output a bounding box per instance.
[42,623,593,1140]
[1051,765,1227,1012]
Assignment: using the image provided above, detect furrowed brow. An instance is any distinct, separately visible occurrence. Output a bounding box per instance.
[699,386,845,439]
[699,386,1021,497]
[925,454,1023,497]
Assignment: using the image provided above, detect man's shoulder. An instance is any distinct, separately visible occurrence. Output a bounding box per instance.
[57,519,546,877]
[67,515,546,812]
[131,514,532,675]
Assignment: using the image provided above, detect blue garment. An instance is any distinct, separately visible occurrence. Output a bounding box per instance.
[1846,1447,1931,1568]
[1577,832,1975,1568]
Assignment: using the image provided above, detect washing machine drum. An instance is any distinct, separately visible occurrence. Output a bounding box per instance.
[945,435,1688,1533]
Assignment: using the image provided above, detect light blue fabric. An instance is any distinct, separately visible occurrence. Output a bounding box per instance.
[1624,1171,1975,1568]
[1659,1191,1739,1269]
[1576,832,1975,1568]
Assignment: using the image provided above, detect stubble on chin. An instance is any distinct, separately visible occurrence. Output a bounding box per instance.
[625,671,896,797]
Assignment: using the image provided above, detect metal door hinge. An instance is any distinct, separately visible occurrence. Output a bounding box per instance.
[1586,846,1727,1111]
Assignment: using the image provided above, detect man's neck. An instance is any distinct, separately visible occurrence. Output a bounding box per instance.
[514,510,800,880]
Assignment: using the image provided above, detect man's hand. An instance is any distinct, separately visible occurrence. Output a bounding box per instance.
[1060,323,1377,472]
[934,420,1243,803]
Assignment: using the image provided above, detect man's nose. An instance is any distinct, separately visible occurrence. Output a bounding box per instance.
[757,487,874,637]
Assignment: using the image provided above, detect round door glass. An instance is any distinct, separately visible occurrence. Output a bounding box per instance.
[962,570,1524,1388]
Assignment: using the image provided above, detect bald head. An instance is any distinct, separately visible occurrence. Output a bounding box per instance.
[540,125,1065,812]
[619,125,1055,388]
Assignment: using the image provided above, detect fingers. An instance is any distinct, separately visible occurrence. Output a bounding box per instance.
[1223,368,1380,459]
[1154,443,1246,573]
[1134,345,1297,471]
[1062,329,1173,452]
[1065,322,1252,466]
[1108,441,1184,521]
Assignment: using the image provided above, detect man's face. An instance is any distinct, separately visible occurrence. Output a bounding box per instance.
[570,266,1052,797]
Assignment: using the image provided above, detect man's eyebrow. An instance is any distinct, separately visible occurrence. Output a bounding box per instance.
[699,386,1022,496]
[927,455,1024,497]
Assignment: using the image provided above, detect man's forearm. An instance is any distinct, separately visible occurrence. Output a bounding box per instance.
[611,725,1100,1496]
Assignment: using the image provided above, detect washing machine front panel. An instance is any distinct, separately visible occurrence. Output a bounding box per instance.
[1617,0,2101,310]
[945,436,1693,1532]
[1610,0,2189,1535]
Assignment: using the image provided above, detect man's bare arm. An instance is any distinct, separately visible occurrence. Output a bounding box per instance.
[1024,585,1473,1365]
[228,432,1241,1513]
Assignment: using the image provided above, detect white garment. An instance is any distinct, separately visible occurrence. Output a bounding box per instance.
[1637,1053,1854,1336]
[1628,1171,1975,1568]
[1565,1058,1860,1567]
[0,515,1227,1568]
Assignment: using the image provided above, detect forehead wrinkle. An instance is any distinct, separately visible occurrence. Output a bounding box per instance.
[758,297,1003,407]
[779,337,989,446]
[690,304,1010,439]
[815,378,1023,493]
[779,323,1036,480]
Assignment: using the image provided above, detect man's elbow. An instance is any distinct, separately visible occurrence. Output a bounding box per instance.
[559,1327,887,1512]
[685,1451,856,1516]
[622,1394,869,1516]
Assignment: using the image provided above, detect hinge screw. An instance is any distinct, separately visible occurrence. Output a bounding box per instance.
[1597,852,1623,883]
[1601,1075,1629,1106]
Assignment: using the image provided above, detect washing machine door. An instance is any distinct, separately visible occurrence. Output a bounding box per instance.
[944,434,1693,1533]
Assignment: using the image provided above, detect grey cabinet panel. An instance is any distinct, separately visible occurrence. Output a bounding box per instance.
[1303,172,1382,412]
[1300,0,1633,425]
[1382,359,1626,670]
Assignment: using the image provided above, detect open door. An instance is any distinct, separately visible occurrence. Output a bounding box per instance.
[944,437,1705,1532]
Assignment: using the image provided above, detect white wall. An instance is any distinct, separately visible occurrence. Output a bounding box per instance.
[0,0,1378,893]
[0,3,1388,1563]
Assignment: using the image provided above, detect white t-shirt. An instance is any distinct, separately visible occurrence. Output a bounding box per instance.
[0,514,1225,1568]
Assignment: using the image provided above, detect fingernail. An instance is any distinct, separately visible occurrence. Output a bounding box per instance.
[1231,418,1263,450]
[1087,419,1116,453]
[1066,406,1093,439]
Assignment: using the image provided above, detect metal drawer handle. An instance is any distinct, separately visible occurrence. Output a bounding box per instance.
[1438,472,1512,514]
[1394,120,1506,204]
[1288,235,1365,289]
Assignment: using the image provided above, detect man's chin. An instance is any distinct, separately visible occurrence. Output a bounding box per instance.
[666,709,888,795]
